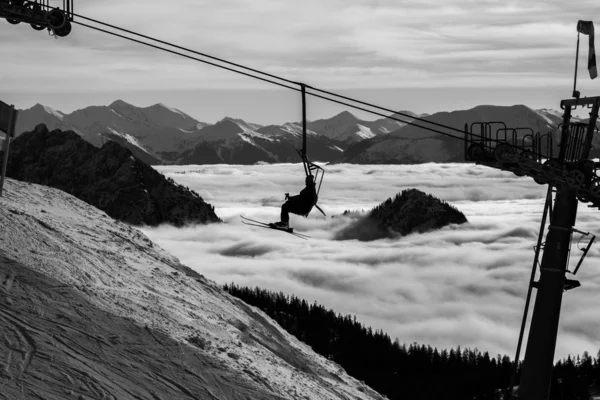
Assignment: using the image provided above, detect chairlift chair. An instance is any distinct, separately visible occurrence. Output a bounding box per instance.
[297,84,326,217]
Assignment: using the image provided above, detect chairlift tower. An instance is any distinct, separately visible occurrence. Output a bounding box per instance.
[465,95,600,399]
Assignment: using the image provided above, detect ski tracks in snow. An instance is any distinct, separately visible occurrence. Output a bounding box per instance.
[0,178,384,400]
[0,254,286,400]
[0,265,36,387]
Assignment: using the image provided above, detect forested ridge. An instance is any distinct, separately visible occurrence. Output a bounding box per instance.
[224,283,600,399]
[334,189,468,241]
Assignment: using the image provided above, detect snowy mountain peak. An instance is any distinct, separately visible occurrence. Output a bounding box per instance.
[108,99,134,109]
[331,111,358,122]
[155,103,186,116]
[43,105,64,119]
[536,108,564,118]
[221,117,263,132]
[217,117,244,127]
[30,103,65,120]
[221,116,244,124]
[356,124,376,139]
[16,104,82,138]
[532,108,581,126]
[146,103,198,123]
[282,122,304,135]
[107,101,136,118]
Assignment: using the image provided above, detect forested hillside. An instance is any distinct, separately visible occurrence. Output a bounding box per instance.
[224,283,600,400]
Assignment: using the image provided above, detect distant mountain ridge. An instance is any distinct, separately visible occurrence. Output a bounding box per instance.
[14,101,346,165]
[305,110,424,144]
[341,105,587,164]
[13,100,589,165]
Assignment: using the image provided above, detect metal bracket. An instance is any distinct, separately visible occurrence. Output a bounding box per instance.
[546,226,595,275]
[548,225,573,232]
[531,279,581,291]
[539,267,566,273]
[570,233,596,275]
[548,226,591,235]
[564,279,581,291]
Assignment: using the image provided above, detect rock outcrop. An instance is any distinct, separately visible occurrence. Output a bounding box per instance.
[1,124,221,226]
[335,189,467,241]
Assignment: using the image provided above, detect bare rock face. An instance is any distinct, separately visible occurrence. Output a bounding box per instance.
[2,124,221,226]
[335,189,467,241]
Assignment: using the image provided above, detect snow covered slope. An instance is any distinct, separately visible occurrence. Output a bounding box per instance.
[306,111,422,143]
[534,108,586,126]
[0,178,385,400]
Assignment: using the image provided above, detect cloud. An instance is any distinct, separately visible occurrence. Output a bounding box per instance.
[289,268,368,294]
[217,241,279,258]
[334,214,395,241]
[1,0,597,95]
[139,163,600,361]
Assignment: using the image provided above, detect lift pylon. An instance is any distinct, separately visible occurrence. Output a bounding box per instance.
[517,97,599,400]
[465,94,600,399]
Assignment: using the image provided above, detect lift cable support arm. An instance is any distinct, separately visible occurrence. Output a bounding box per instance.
[570,229,595,275]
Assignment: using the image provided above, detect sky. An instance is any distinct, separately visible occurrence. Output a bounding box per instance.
[1,0,600,124]
[140,163,600,362]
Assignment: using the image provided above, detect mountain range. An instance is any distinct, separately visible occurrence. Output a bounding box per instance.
[12,101,595,165]
[341,105,579,164]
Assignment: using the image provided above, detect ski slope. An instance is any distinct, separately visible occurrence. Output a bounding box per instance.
[0,178,385,400]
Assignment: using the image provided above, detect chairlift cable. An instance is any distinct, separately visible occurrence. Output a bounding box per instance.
[67,15,492,143]
[50,12,540,153]
[71,22,301,92]
[66,10,472,136]
[68,11,302,87]
[9,4,550,153]
[71,20,474,145]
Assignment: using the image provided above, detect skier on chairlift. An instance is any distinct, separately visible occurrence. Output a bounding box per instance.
[271,174,318,229]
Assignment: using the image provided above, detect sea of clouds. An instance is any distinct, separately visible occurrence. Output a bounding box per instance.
[140,162,600,361]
